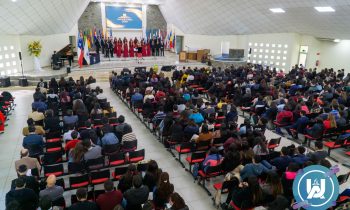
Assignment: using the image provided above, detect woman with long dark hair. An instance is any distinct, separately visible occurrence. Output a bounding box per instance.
[118,164,139,193]
[143,160,162,192]
[153,172,174,208]
[169,193,189,210]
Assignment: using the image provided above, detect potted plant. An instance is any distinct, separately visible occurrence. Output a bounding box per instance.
[28,41,42,71]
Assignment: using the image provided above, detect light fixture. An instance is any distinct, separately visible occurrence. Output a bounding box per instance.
[11,0,17,2]
[270,8,285,13]
[334,39,341,42]
[314,7,335,12]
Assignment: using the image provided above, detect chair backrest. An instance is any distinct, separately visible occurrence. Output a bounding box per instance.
[268,137,281,146]
[196,141,210,151]
[42,151,63,165]
[43,164,64,177]
[45,141,63,153]
[180,142,192,150]
[114,166,128,180]
[191,151,207,161]
[52,197,66,208]
[205,164,222,177]
[108,152,125,165]
[56,178,65,190]
[90,169,110,184]
[68,162,85,174]
[122,140,138,151]
[102,143,120,155]
[85,156,105,171]
[69,174,89,189]
[129,149,145,163]
[338,173,350,185]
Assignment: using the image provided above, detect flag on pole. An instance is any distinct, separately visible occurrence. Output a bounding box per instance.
[169,30,173,48]
[173,30,176,51]
[84,38,90,65]
[90,28,94,45]
[77,32,84,68]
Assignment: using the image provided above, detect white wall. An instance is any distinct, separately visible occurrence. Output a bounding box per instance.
[299,35,322,69]
[318,40,350,71]
[19,24,78,72]
[0,35,21,76]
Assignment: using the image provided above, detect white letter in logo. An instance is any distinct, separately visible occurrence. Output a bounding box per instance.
[306,179,325,199]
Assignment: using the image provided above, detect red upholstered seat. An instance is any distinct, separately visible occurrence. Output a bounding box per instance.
[130,157,143,163]
[213,183,222,190]
[175,146,191,153]
[91,178,109,185]
[109,160,125,166]
[346,152,350,156]
[338,196,350,203]
[324,141,342,149]
[45,171,63,177]
[47,147,61,152]
[196,87,205,91]
[267,144,278,149]
[112,173,122,180]
[216,116,225,120]
[46,138,61,143]
[304,134,318,139]
[71,182,89,188]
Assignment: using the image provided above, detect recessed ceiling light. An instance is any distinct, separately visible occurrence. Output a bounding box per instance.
[334,39,341,42]
[314,7,335,12]
[11,0,17,2]
[270,8,285,13]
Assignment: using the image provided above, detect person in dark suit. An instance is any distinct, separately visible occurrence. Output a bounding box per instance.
[6,177,39,210]
[51,51,60,68]
[11,165,40,194]
[94,38,101,55]
[69,188,99,210]
[100,37,105,55]
[108,38,114,58]
[155,39,160,56]
[160,40,165,56]
[151,38,155,56]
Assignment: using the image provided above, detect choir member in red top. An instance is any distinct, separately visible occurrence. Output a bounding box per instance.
[147,39,151,57]
[129,39,134,58]
[117,38,122,57]
[123,37,128,58]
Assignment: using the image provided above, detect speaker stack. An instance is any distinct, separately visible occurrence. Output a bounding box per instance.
[18,51,28,87]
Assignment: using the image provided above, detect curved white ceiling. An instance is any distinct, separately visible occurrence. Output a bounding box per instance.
[159,0,350,39]
[0,0,89,35]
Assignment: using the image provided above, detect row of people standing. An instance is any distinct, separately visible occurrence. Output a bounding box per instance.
[100,37,165,58]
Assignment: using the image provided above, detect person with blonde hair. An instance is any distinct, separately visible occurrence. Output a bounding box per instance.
[323,113,337,130]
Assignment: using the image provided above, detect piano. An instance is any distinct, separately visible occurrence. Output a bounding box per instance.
[52,44,74,69]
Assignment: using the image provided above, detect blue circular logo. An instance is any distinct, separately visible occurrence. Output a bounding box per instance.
[293,165,339,210]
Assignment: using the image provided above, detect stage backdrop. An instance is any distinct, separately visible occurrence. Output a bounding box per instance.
[106,5,143,30]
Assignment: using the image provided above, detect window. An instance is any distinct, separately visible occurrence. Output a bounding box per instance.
[0,55,2,60]
[247,59,251,63]
[6,62,10,67]
[12,61,16,65]
[3,46,8,51]
[4,54,9,59]
[13,68,17,73]
[253,60,256,63]
[270,61,274,65]
[253,54,257,58]
[249,42,252,46]
[278,44,282,48]
[11,53,15,58]
[265,55,269,59]
[254,49,257,52]
[259,55,262,58]
[276,62,280,65]
[284,44,288,48]
[271,56,275,59]
[271,50,275,54]
[283,56,287,60]
[259,49,263,53]
[265,49,269,53]
[282,62,286,66]
[283,50,287,54]
[0,63,3,68]
[266,43,270,47]
[272,44,276,48]
[276,56,281,60]
[258,60,262,64]
[7,70,11,74]
[260,43,264,47]
[254,43,258,46]
[277,50,281,54]
[10,46,14,50]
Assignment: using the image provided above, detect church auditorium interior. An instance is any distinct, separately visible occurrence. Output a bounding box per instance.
[2,0,350,210]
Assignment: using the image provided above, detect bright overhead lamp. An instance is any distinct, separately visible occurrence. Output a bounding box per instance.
[11,0,17,2]
[270,8,285,13]
[314,7,335,12]
[334,39,341,42]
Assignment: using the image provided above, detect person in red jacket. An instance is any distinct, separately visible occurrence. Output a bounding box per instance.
[147,39,151,56]
[276,107,294,124]
[96,180,123,210]
[0,110,5,133]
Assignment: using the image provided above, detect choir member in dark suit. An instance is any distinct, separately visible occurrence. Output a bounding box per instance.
[155,39,160,56]
[151,38,155,56]
[113,38,118,57]
[100,37,105,55]
[160,40,164,56]
[108,38,114,58]
[94,39,101,55]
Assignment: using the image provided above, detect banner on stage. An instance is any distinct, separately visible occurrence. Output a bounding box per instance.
[106,5,143,30]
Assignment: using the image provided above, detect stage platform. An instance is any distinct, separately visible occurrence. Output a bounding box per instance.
[6,52,207,86]
[211,55,247,69]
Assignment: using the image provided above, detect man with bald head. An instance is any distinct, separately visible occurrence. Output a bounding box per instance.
[15,149,41,175]
[39,174,64,201]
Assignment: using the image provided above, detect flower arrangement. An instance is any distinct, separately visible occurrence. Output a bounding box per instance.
[28,41,42,57]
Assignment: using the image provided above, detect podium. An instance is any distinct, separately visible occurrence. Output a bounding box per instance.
[179,51,187,62]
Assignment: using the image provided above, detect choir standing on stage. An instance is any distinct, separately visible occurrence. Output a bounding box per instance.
[98,36,165,58]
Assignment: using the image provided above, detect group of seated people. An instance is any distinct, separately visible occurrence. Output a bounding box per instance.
[0,91,15,133]
[7,76,190,210]
[111,65,350,209]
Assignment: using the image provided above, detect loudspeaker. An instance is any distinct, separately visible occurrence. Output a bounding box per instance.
[0,77,11,87]
[19,52,22,60]
[18,77,28,87]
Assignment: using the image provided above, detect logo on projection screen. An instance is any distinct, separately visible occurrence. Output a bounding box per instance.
[118,13,132,23]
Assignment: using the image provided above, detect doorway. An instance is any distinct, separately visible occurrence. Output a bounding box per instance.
[298,45,309,68]
[175,36,183,54]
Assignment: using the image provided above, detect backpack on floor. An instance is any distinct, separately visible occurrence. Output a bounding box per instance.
[192,163,199,180]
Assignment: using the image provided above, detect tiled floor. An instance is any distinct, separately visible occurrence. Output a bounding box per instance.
[1,79,350,209]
